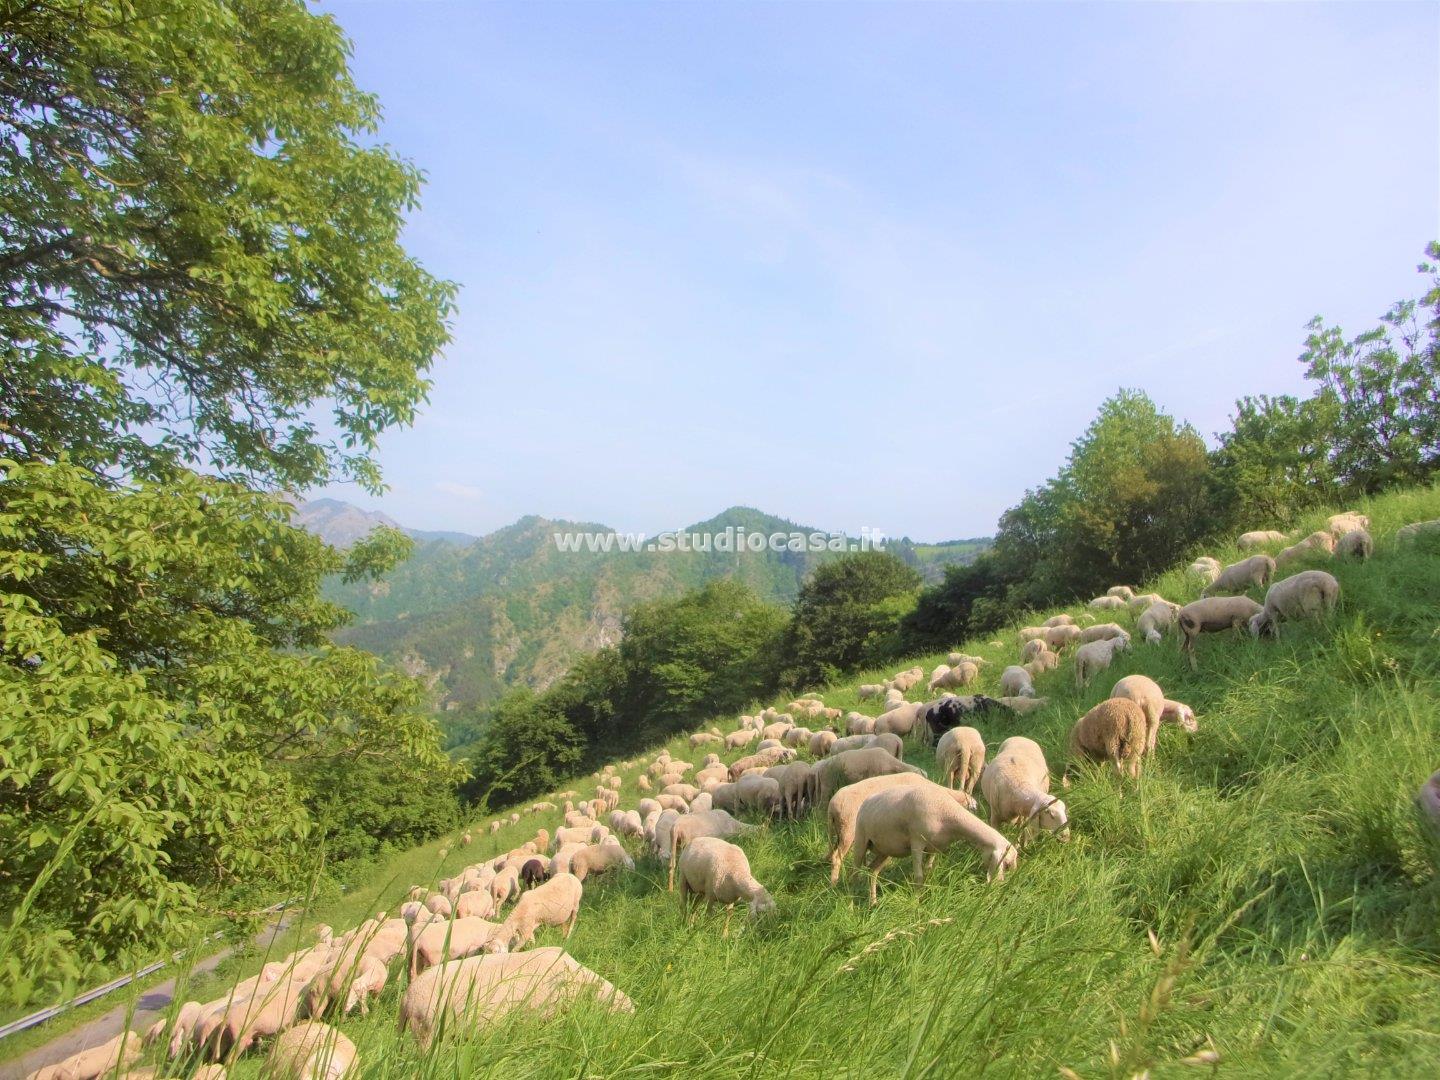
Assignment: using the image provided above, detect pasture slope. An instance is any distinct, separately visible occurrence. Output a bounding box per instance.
[13,485,1440,1078]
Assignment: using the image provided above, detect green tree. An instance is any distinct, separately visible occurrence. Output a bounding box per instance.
[1210,393,1339,525]
[779,551,921,688]
[0,0,454,491]
[1298,244,1440,494]
[458,689,583,809]
[0,459,457,1002]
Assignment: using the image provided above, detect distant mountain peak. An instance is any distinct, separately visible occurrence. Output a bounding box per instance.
[292,498,477,548]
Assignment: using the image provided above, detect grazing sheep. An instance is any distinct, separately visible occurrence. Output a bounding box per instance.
[1237,530,1288,549]
[1203,554,1276,596]
[689,791,714,813]
[995,695,1051,715]
[774,761,813,817]
[734,773,782,817]
[926,664,951,692]
[636,797,660,819]
[610,810,644,840]
[998,665,1036,698]
[662,782,700,802]
[1042,624,1084,650]
[1250,569,1340,638]
[487,873,584,952]
[266,1021,356,1079]
[1188,556,1222,585]
[1069,699,1148,778]
[1088,595,1127,611]
[1042,614,1076,628]
[728,746,796,780]
[1275,530,1336,568]
[665,810,753,889]
[935,726,985,794]
[569,840,635,883]
[519,859,549,887]
[305,944,391,1018]
[553,825,602,850]
[695,765,728,788]
[455,889,497,920]
[1135,600,1180,644]
[25,1031,142,1080]
[549,842,588,878]
[923,694,1006,739]
[1397,519,1440,543]
[689,732,724,748]
[675,836,775,918]
[423,894,452,918]
[724,729,759,750]
[809,729,838,757]
[1327,511,1370,537]
[650,810,681,862]
[981,737,1069,844]
[1024,648,1060,675]
[655,793,689,813]
[1177,595,1264,666]
[1073,635,1130,687]
[1078,622,1129,644]
[400,948,632,1051]
[809,747,925,809]
[829,732,904,759]
[1110,674,1198,753]
[825,774,968,884]
[874,701,925,737]
[846,712,876,735]
[1417,769,1440,839]
[209,955,327,1060]
[636,774,652,792]
[1335,528,1373,560]
[410,916,504,978]
[1020,639,1049,662]
[488,820,501,835]
[1106,585,1136,601]
[852,786,1018,901]
[781,725,812,748]
[1018,626,1049,643]
[857,683,885,699]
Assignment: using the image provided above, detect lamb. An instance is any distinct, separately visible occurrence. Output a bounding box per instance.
[1042,624,1083,650]
[1335,528,1373,560]
[24,1031,142,1080]
[1069,699,1148,778]
[1203,554,1276,596]
[399,948,632,1051]
[519,859,549,887]
[1078,622,1129,644]
[1177,595,1264,665]
[1088,595,1127,612]
[1135,600,1180,644]
[266,1021,356,1079]
[1327,511,1370,537]
[809,747,925,809]
[809,729,838,757]
[935,725,985,794]
[569,840,635,883]
[675,836,775,918]
[1237,529,1288,549]
[1073,635,1130,687]
[998,665,1036,698]
[1249,569,1340,638]
[1275,530,1336,568]
[1110,674,1198,754]
[486,873,584,952]
[981,736,1069,844]
[852,785,1018,901]
[724,728,759,750]
[410,916,503,977]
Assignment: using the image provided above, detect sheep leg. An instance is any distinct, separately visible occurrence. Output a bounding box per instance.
[868,855,889,906]
[912,845,926,886]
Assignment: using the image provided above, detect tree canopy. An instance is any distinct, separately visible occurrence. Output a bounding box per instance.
[0,0,455,491]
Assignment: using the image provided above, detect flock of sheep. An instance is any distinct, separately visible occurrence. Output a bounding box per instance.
[27,511,1440,1080]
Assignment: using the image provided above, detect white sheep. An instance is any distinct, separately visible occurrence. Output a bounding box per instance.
[1327,511,1370,537]
[852,786,1018,901]
[1078,622,1129,644]
[1397,519,1440,543]
[1110,674,1198,754]
[1069,698,1148,778]
[857,683,885,699]
[874,701,924,737]
[826,773,974,883]
[410,916,504,977]
[1106,585,1136,601]
[486,873,583,952]
[1188,556,1222,585]
[1177,595,1264,665]
[1073,635,1130,686]
[1335,528,1373,560]
[399,948,631,1051]
[24,1031,142,1080]
[809,729,838,757]
[1237,530,1288,550]
[1249,569,1340,638]
[1088,595,1127,612]
[1135,600,1181,644]
[980,736,1069,844]
[569,840,635,883]
[935,725,985,794]
[998,665,1036,698]
[1042,624,1084,650]
[665,809,753,889]
[1275,530,1336,568]
[724,728,759,750]
[1042,614,1075,628]
[675,836,775,919]
[1203,554,1276,596]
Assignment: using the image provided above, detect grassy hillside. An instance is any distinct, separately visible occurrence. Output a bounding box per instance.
[30,485,1436,1077]
[323,504,988,713]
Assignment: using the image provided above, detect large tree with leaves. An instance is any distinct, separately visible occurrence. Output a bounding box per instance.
[0,0,454,490]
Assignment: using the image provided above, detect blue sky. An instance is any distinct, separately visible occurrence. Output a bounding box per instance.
[315,1,1438,542]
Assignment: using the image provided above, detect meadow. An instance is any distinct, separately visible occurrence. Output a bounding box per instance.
[11,485,1440,1078]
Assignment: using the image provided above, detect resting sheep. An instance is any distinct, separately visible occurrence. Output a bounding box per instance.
[980,736,1069,844]
[1203,554,1275,597]
[852,786,1018,902]
[1249,569,1340,638]
[399,948,631,1051]
[675,836,775,919]
[1069,698,1148,778]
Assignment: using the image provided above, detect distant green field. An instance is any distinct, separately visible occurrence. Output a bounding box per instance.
[12,486,1438,1077]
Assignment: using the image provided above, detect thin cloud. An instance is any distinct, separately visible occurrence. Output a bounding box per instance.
[434,480,483,501]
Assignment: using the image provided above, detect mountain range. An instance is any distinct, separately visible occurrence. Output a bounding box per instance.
[300,500,989,715]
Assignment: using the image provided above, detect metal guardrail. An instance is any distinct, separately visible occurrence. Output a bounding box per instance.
[0,898,300,1042]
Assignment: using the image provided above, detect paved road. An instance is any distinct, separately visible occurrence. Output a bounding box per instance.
[0,916,293,1080]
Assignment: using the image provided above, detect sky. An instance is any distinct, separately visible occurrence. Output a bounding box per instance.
[314,0,1439,542]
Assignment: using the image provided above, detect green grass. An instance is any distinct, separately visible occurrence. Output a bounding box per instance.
[10,487,1440,1077]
